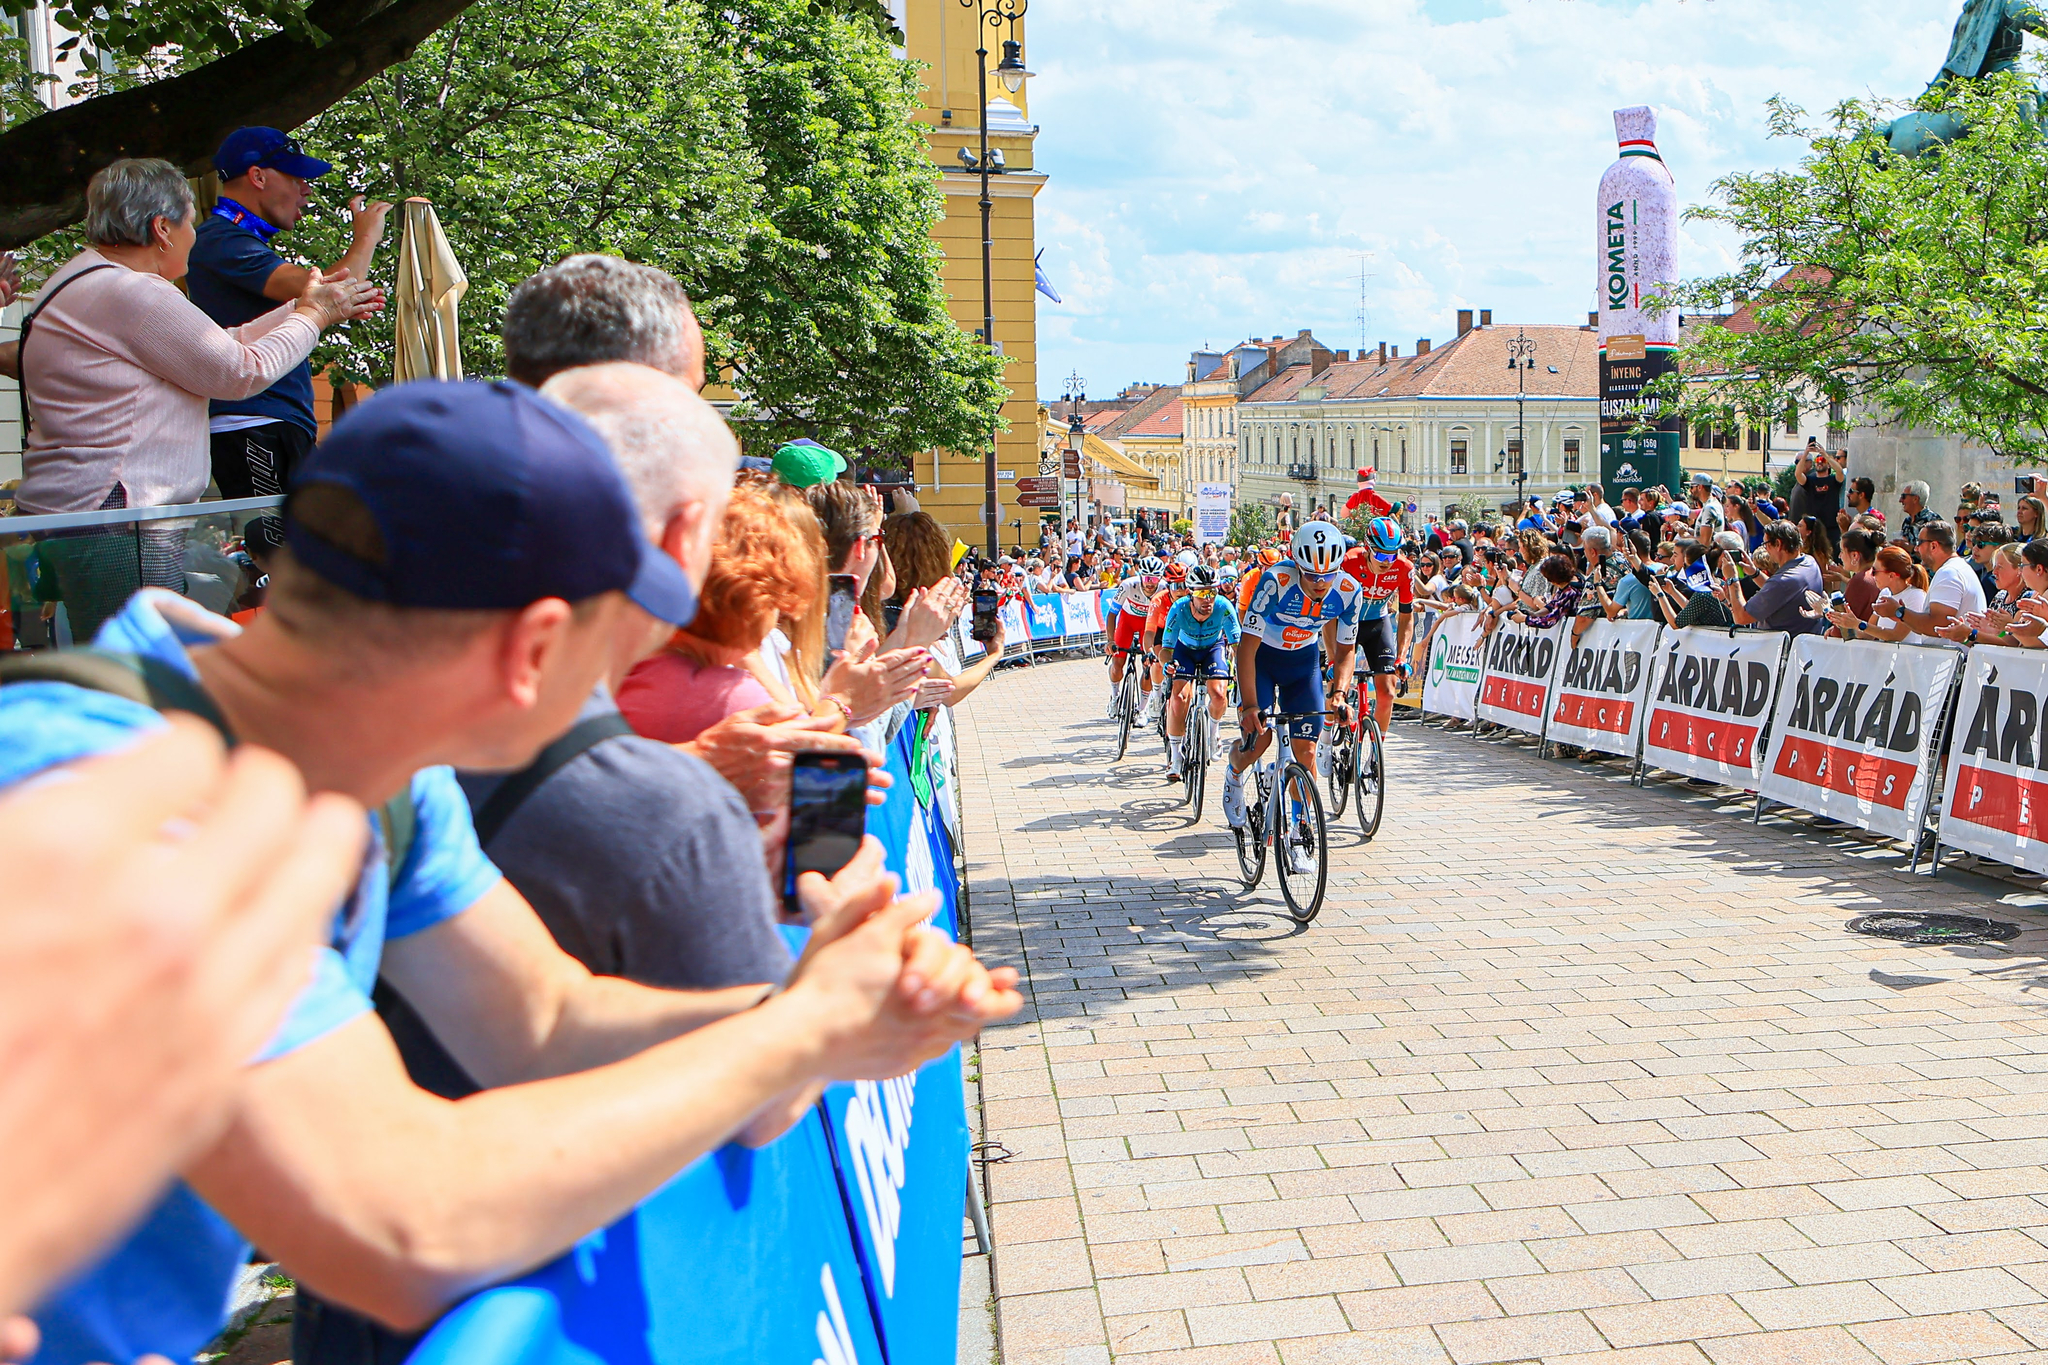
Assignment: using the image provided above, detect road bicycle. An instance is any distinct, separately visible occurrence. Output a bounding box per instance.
[1324,688,1386,841]
[1169,670,1227,823]
[1108,647,1141,761]
[1230,708,1329,924]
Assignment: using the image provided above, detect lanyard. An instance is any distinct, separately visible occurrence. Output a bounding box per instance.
[212,197,281,242]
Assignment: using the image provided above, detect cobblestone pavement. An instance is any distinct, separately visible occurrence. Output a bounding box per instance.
[954,655,2048,1365]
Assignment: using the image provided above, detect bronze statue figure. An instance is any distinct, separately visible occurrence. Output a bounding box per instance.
[1879,0,2048,154]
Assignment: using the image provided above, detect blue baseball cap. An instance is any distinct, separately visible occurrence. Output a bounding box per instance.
[214,127,334,181]
[284,380,697,626]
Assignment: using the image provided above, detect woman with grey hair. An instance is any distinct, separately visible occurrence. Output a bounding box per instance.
[7,156,375,640]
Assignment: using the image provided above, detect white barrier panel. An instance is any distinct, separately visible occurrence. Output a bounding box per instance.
[1476,618,1565,738]
[1759,637,1961,841]
[1057,591,1104,636]
[1938,645,2048,874]
[1421,613,1484,720]
[1547,619,1662,759]
[997,599,1030,651]
[1641,628,1788,784]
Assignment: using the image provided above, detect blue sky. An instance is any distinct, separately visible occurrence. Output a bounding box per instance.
[1024,0,1960,399]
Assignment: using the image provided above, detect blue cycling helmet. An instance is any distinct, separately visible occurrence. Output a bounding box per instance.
[1366,516,1403,558]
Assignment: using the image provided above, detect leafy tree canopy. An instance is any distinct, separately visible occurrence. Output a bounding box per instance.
[1226,501,1275,547]
[286,0,1003,460]
[1657,64,2048,465]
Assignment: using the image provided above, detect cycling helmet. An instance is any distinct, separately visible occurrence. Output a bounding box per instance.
[1175,549,1201,569]
[1136,555,1164,575]
[1365,515,1403,559]
[1290,521,1347,576]
[1257,546,1284,566]
[1163,561,1188,583]
[1186,565,1219,590]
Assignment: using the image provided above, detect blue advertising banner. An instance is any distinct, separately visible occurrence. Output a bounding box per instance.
[1024,593,1063,641]
[404,1112,885,1365]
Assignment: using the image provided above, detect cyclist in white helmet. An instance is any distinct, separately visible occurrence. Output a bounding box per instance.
[1223,520,1365,859]
[1104,554,1165,719]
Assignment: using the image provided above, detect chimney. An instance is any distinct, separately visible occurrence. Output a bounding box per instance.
[1377,342,1387,363]
[1333,349,1350,362]
[1311,350,1331,377]
[1298,328,1312,338]
[1588,310,1599,327]
[1416,338,1432,356]
[1479,309,1492,326]
[1457,309,1473,337]
[1389,344,1399,358]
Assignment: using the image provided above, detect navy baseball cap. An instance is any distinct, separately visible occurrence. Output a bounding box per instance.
[214,127,333,181]
[284,380,696,626]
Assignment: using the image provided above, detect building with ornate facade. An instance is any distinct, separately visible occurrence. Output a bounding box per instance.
[1238,314,1599,528]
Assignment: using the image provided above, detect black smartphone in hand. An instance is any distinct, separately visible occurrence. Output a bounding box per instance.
[971,589,999,642]
[784,750,869,910]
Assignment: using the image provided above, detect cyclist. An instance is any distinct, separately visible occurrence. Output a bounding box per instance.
[1104,554,1164,720]
[1139,557,1192,732]
[1224,522,1364,867]
[1161,565,1239,781]
[1339,515,1416,733]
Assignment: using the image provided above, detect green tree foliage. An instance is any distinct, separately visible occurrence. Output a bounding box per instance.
[286,0,1003,460]
[1226,501,1275,547]
[1659,66,2048,465]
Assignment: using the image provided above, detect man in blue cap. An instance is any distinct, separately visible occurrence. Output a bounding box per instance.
[1,379,1018,1365]
[187,127,393,508]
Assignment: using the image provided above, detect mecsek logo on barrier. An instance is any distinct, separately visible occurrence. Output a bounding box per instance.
[1431,631,1480,686]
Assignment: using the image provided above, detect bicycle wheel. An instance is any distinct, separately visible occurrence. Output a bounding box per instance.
[1185,715,1208,824]
[1326,721,1355,819]
[1275,761,1328,924]
[1114,668,1136,761]
[1357,714,1386,841]
[1233,769,1267,887]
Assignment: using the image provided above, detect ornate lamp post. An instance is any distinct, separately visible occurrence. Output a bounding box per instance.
[957,0,1031,556]
[1502,329,1536,511]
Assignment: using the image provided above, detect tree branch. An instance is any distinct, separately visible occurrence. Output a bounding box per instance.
[0,0,479,247]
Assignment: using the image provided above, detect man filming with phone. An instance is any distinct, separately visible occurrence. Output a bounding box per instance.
[188,128,392,507]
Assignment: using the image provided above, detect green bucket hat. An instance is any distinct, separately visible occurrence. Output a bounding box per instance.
[772,439,847,489]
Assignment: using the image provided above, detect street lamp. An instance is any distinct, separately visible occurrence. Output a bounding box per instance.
[1504,329,1536,513]
[1068,411,1086,538]
[959,0,1029,556]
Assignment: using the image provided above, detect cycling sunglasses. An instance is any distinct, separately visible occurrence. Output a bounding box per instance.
[1190,587,1218,600]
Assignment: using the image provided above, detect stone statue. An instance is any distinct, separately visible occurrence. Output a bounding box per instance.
[1881,0,2048,154]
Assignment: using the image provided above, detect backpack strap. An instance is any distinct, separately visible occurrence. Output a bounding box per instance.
[0,647,234,741]
[18,263,119,435]
[469,712,634,847]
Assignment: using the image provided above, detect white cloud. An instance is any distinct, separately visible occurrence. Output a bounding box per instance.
[1024,0,1962,395]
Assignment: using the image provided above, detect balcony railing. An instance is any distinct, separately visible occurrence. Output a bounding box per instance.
[1286,462,1317,482]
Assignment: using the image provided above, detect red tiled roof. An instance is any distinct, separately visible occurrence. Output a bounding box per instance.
[1122,396,1184,437]
[1245,325,1598,406]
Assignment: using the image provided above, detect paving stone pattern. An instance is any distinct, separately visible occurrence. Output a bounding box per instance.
[954,656,2048,1365]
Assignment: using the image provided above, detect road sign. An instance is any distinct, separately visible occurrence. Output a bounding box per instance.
[1061,456,1082,478]
[1015,492,1062,508]
[1015,477,1058,494]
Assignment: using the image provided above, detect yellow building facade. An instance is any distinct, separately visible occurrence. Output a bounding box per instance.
[898,0,1045,552]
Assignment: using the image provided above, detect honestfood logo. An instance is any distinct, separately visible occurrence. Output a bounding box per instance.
[1613,462,1641,483]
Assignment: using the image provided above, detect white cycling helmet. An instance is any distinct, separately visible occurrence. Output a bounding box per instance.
[1175,549,1201,569]
[1289,521,1347,576]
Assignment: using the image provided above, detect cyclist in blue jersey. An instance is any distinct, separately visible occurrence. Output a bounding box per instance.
[1224,521,1364,856]
[1161,564,1240,779]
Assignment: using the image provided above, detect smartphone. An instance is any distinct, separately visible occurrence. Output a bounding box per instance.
[824,574,859,656]
[972,588,999,641]
[882,598,903,635]
[785,750,869,905]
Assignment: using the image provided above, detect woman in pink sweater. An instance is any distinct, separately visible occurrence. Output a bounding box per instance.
[8,158,376,640]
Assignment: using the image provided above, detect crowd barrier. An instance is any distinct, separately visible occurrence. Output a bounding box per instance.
[406,702,975,1365]
[997,590,1110,661]
[1418,610,2048,880]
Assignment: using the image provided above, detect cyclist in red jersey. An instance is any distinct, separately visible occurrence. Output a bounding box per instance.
[1341,517,1415,732]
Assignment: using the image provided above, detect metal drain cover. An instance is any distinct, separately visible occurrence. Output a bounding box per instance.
[1847,912,2020,945]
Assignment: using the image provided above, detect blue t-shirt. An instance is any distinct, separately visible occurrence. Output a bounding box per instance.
[12,591,501,1365]
[1162,596,1240,649]
[186,206,317,437]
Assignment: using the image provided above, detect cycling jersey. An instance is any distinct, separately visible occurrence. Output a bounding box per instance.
[1144,587,1179,635]
[1242,561,1365,651]
[1339,548,1415,621]
[1111,573,1155,617]
[1162,596,1241,650]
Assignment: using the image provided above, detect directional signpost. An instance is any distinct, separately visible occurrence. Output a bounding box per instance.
[1016,477,1058,494]
[1016,491,1062,508]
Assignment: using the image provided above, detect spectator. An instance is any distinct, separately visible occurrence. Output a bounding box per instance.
[1829,545,1927,642]
[1801,515,1836,575]
[1585,483,1617,527]
[1654,544,1739,629]
[1900,480,1938,544]
[1724,520,1823,634]
[1687,474,1726,534]
[187,128,392,509]
[0,379,1018,1365]
[1574,525,1625,639]
[6,158,375,639]
[1721,491,1755,550]
[884,511,1004,713]
[1830,528,1883,622]
[1939,543,2027,645]
[1871,518,1985,639]
[803,479,930,738]
[504,255,705,390]
[2018,494,2047,543]
[1517,555,1583,629]
[0,718,360,1318]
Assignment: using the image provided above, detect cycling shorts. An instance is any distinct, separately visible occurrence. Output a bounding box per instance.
[1250,641,1325,739]
[1357,614,1400,676]
[1111,608,1145,653]
[1171,642,1231,681]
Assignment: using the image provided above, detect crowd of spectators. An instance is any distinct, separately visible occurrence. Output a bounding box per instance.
[0,138,1022,1365]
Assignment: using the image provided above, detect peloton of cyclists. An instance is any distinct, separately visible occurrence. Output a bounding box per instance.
[1139,553,1198,729]
[1104,553,1165,720]
[1224,522,1365,867]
